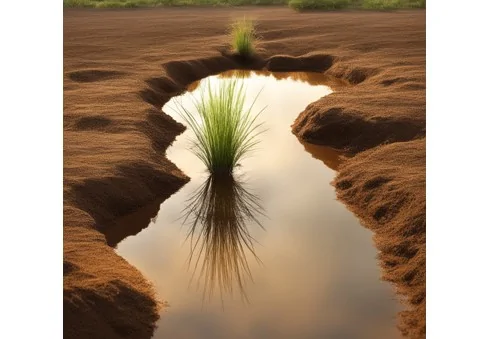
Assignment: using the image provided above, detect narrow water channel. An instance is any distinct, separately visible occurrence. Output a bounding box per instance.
[113,70,401,339]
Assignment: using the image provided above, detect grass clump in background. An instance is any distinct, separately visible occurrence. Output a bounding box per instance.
[64,0,148,7]
[230,18,257,57]
[288,0,424,11]
[362,0,400,9]
[403,0,425,8]
[288,0,350,11]
[64,0,288,7]
[362,0,425,9]
[173,78,265,175]
[64,0,95,7]
[64,0,424,8]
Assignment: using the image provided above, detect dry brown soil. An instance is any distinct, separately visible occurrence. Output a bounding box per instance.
[64,7,425,339]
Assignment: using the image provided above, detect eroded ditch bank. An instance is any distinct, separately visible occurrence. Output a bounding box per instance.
[63,8,425,339]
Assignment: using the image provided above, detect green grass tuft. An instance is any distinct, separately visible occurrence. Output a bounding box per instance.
[362,0,400,9]
[173,78,265,175]
[230,18,256,57]
[288,0,350,11]
[63,0,424,8]
[64,0,289,7]
[63,0,96,7]
[406,0,425,8]
[362,0,425,9]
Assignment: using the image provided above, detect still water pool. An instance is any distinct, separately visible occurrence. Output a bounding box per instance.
[114,70,401,339]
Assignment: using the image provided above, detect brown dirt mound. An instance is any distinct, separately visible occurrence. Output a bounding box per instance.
[63,225,161,339]
[292,61,426,153]
[64,8,425,339]
[334,139,426,338]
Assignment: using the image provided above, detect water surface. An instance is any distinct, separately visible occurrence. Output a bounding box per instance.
[115,71,401,339]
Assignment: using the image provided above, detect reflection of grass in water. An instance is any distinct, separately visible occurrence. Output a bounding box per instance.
[173,77,265,175]
[181,173,265,304]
